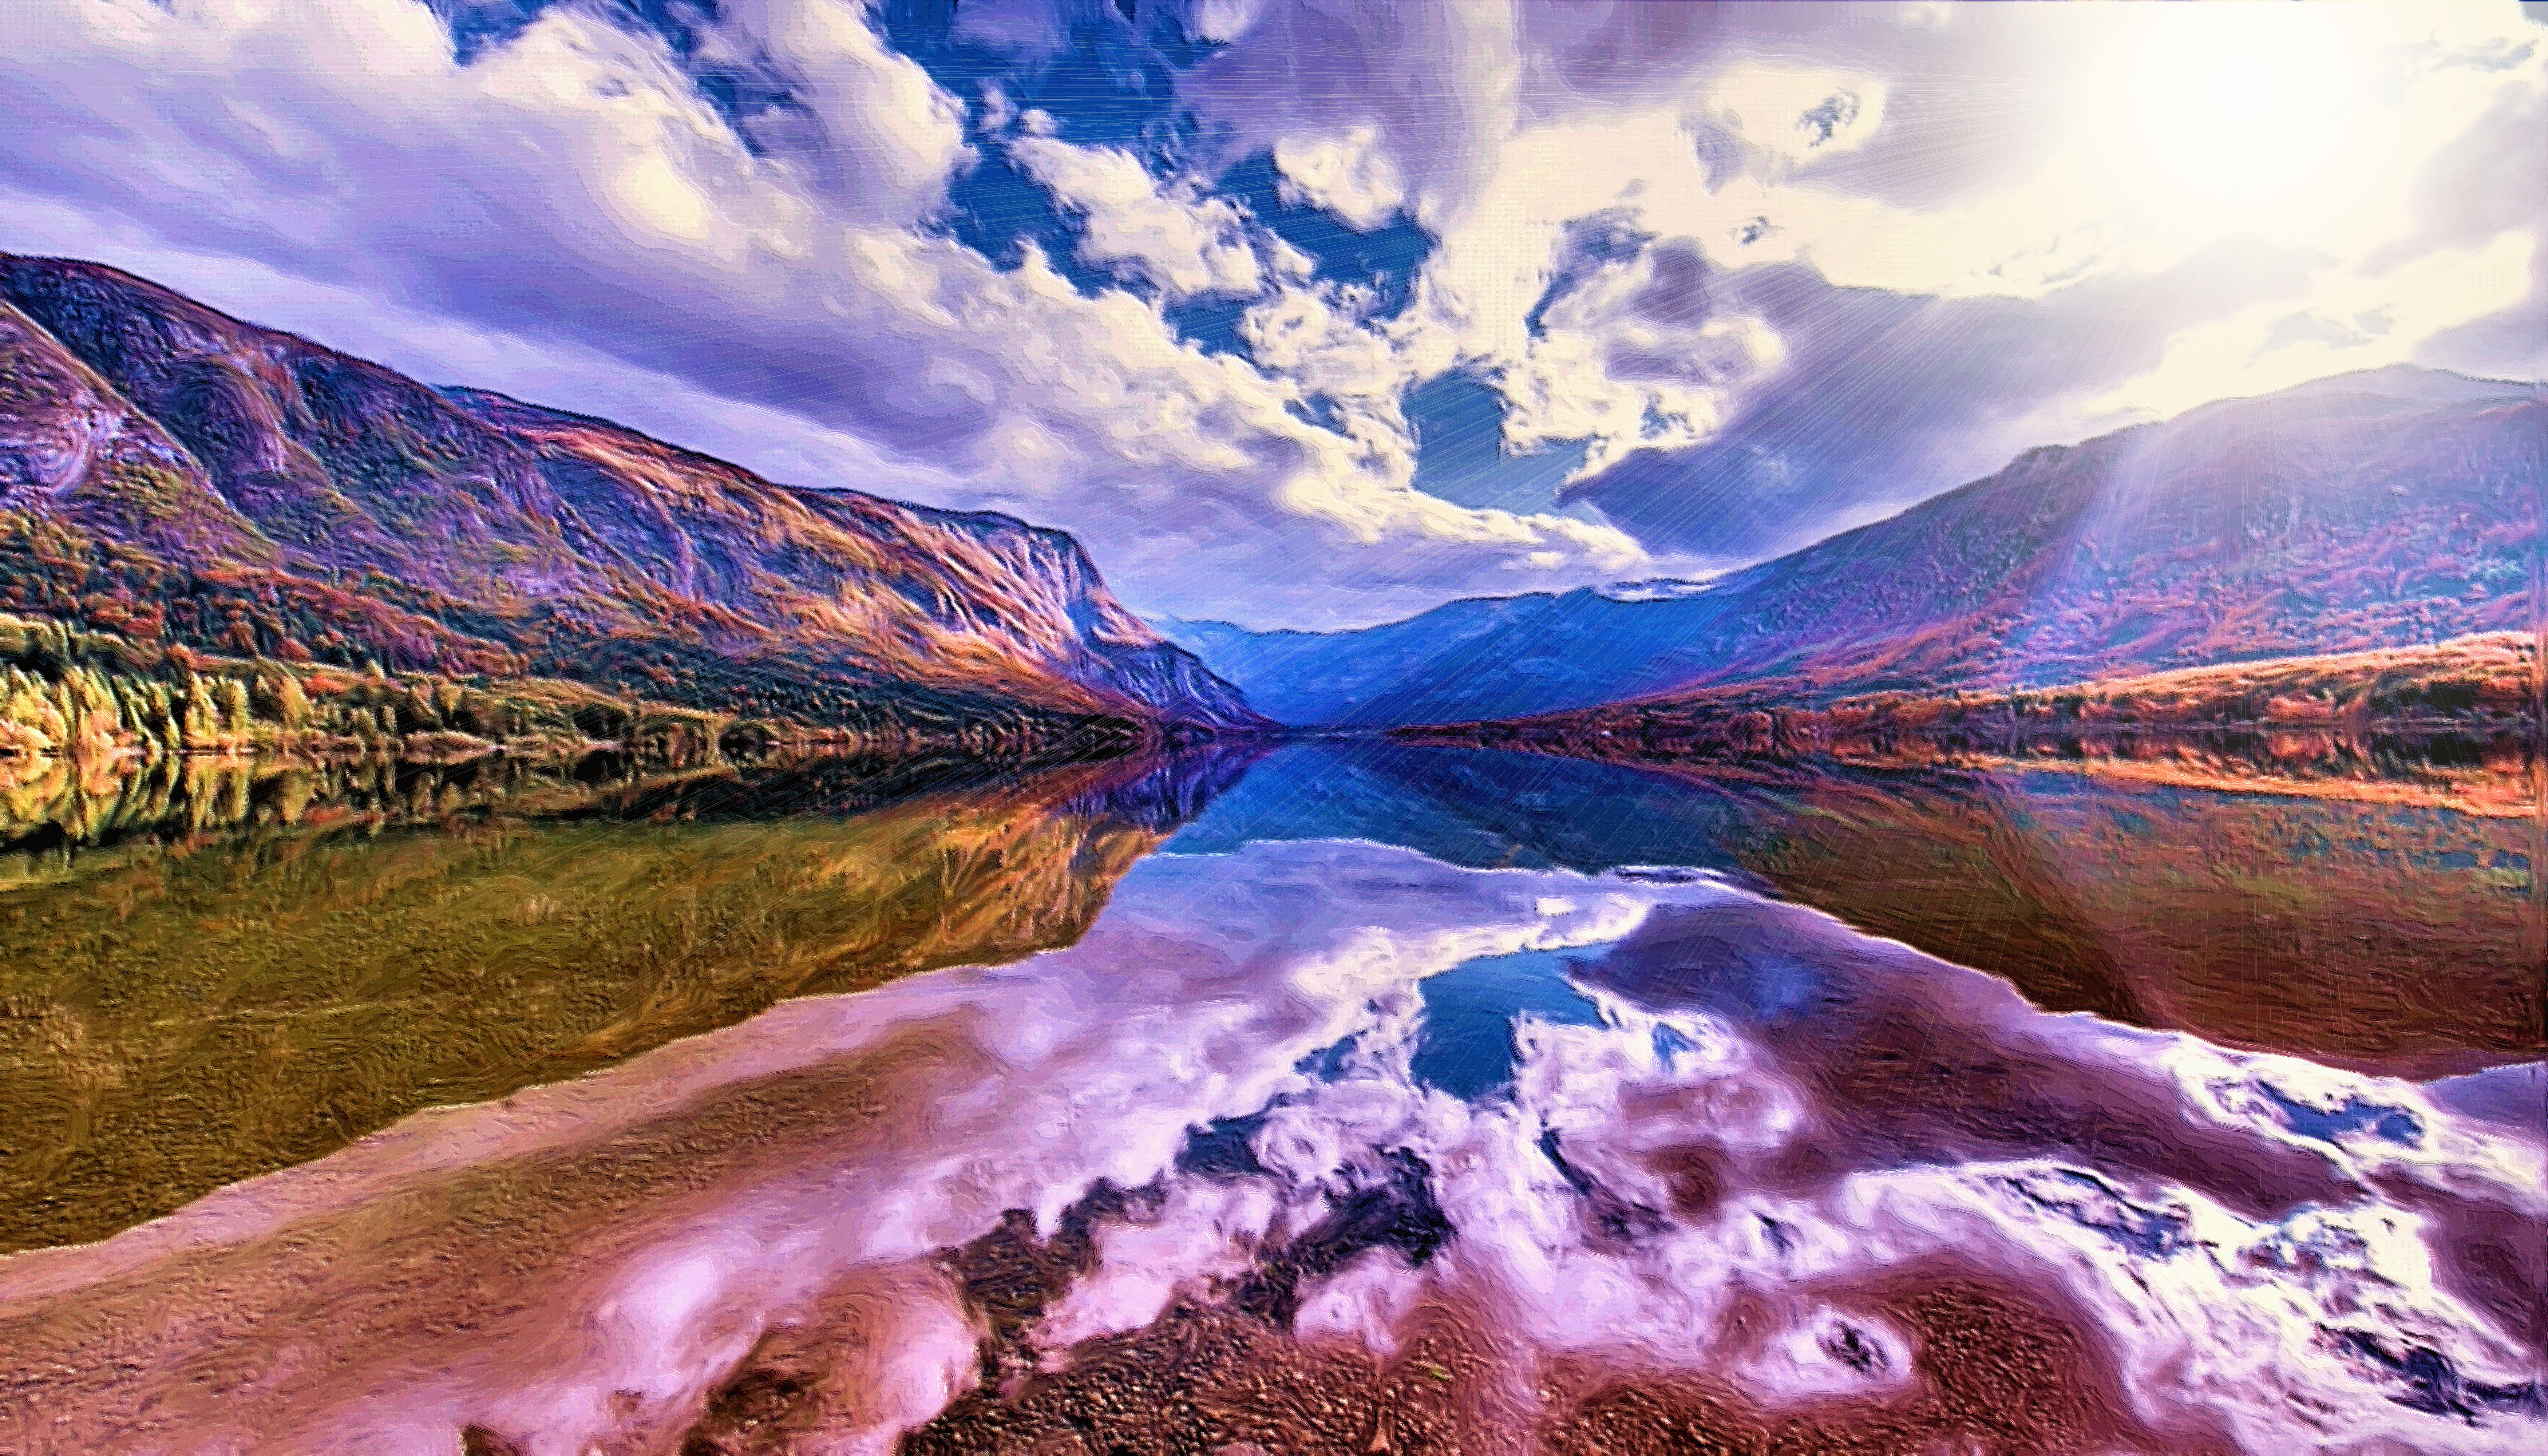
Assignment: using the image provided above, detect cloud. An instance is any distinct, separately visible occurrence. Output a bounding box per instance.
[1173,0,1522,234]
[727,0,973,213]
[4,0,2540,632]
[1506,233,1784,476]
[1550,236,2324,563]
[1007,135,1271,298]
[0,0,1660,630]
[1352,0,2546,567]
[1704,63,1888,165]
[2394,75,2548,383]
[1272,124,1408,231]
[2093,233,2536,421]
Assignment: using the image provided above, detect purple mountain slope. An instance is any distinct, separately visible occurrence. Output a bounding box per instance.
[0,254,1261,735]
[1168,366,2544,726]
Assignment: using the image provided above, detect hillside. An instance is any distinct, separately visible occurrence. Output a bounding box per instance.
[1400,633,2541,818]
[1167,367,2543,726]
[0,255,1259,743]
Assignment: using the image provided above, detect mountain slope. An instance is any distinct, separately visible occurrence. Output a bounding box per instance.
[0,254,1258,735]
[1167,367,2543,727]
[1152,598,1591,729]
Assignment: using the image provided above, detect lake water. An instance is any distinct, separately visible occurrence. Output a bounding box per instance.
[0,743,2540,1453]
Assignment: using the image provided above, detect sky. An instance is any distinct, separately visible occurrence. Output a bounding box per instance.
[3,0,2543,631]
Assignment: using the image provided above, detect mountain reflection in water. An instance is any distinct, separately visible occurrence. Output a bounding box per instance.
[1179,742,2543,1078]
[0,747,1258,1252]
[0,740,2538,1454]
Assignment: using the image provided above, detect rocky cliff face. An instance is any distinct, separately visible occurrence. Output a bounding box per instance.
[0,254,1260,734]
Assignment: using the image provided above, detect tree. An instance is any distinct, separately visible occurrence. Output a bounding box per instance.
[258,665,312,730]
[183,675,220,749]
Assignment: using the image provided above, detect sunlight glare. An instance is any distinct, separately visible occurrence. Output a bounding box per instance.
[2084,6,2384,226]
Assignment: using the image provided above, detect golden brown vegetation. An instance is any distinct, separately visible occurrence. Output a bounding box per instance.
[0,752,1178,1251]
[1400,633,2542,816]
[0,610,1006,767]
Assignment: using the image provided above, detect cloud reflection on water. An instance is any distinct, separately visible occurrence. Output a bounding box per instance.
[0,836,2537,1453]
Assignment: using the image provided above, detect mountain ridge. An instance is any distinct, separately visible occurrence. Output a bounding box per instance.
[0,253,1262,741]
[1163,364,2543,728]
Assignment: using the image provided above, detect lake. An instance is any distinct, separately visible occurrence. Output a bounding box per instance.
[0,742,2540,1453]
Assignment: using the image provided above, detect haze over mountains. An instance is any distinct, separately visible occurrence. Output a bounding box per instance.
[1163,366,2544,728]
[0,255,1258,739]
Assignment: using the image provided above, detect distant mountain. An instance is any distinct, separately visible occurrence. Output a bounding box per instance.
[0,255,1259,736]
[1163,366,2542,727]
[1153,599,1594,729]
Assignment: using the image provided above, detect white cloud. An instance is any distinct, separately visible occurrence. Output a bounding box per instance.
[726,0,972,218]
[5,0,2541,630]
[1190,0,1267,46]
[0,0,1668,630]
[1728,4,2544,306]
[1163,0,2543,574]
[1007,136,1268,298]
[1703,63,1889,167]
[1273,123,1408,230]
[1459,0,2544,498]
[1175,0,1522,233]
[2092,231,2538,420]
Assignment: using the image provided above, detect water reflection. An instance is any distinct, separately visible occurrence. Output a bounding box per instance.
[0,747,1257,1251]
[0,736,2537,1453]
[1714,762,2540,1079]
[0,839,2536,1455]
[1182,742,2545,1077]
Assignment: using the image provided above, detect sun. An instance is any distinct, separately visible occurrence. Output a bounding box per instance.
[2080,4,2389,226]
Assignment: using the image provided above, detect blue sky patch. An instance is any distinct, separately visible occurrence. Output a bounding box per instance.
[1407,372,1588,514]
[2260,1085,2424,1146]
[428,0,558,63]
[877,0,1205,157]
[935,144,1121,295]
[1213,152,1434,322]
[1163,294,1255,360]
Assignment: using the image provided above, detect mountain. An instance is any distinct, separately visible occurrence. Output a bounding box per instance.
[1153,599,1585,729]
[1163,366,2543,727]
[0,254,1259,739]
